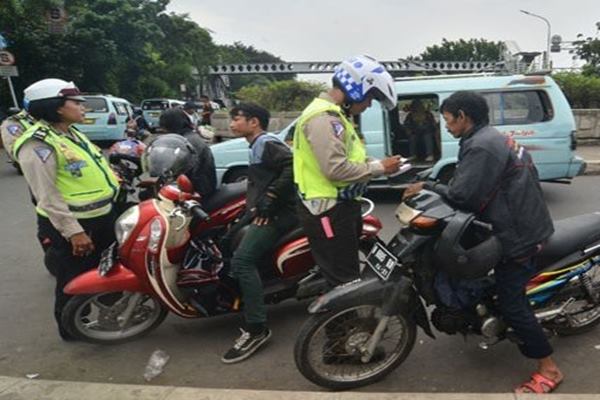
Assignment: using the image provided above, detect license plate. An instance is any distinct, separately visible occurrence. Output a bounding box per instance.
[149,112,160,117]
[98,242,117,276]
[366,242,398,281]
[82,118,96,124]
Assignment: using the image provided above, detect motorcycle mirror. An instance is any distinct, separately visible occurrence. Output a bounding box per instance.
[177,174,194,194]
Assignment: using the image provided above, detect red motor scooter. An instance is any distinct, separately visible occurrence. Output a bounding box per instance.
[61,175,383,344]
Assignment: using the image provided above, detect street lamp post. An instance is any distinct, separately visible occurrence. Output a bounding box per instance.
[520,9,552,69]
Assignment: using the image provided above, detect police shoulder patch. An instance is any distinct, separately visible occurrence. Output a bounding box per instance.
[33,146,53,163]
[6,124,22,136]
[330,120,345,138]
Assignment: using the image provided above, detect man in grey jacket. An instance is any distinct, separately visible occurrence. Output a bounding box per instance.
[404,91,561,393]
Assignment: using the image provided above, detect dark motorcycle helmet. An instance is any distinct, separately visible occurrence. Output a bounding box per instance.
[142,134,196,180]
[434,211,503,279]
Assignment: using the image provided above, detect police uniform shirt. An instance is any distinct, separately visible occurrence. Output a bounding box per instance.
[1,116,25,161]
[302,92,385,183]
[18,131,86,239]
[299,93,385,214]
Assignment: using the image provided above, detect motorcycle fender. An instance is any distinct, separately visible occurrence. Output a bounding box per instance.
[412,290,435,338]
[308,277,394,313]
[63,263,147,295]
[381,279,435,339]
[308,276,435,338]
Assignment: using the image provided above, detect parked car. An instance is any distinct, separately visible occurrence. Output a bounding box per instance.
[140,98,185,130]
[75,95,133,142]
[210,73,585,187]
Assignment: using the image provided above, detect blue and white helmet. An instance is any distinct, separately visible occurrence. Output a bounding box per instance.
[333,55,397,110]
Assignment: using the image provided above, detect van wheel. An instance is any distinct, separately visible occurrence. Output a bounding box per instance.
[223,168,248,183]
[437,165,455,185]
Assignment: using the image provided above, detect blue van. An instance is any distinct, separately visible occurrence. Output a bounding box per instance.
[211,74,585,186]
[75,95,133,142]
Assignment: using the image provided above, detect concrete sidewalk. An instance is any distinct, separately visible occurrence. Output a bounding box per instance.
[577,145,600,175]
[1,376,600,400]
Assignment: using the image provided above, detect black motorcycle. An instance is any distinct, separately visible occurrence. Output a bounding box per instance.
[293,190,600,389]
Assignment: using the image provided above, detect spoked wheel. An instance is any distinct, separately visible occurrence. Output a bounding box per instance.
[551,265,600,336]
[62,292,168,344]
[294,304,416,390]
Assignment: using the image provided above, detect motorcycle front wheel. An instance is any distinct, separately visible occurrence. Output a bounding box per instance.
[62,292,168,344]
[294,303,416,390]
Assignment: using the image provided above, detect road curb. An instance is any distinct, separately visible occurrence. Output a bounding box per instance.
[2,376,600,400]
[583,160,600,175]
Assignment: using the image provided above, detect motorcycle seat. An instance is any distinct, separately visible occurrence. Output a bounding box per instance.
[202,181,247,213]
[536,212,600,269]
[272,226,305,250]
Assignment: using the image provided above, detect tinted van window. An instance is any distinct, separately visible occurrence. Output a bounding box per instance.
[113,102,129,115]
[83,97,109,113]
[482,90,553,126]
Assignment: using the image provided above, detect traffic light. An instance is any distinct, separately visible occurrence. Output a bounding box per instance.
[551,35,562,53]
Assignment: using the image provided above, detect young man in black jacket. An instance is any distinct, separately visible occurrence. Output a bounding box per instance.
[404,91,562,393]
[221,103,297,364]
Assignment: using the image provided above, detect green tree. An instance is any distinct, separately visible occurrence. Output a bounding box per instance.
[553,72,600,108]
[235,80,325,111]
[418,38,504,61]
[0,0,288,108]
[572,31,600,76]
[0,0,221,105]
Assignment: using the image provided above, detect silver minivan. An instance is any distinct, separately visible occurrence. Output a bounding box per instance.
[75,95,133,142]
[140,98,185,130]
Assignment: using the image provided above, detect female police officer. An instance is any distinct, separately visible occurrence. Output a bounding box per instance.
[13,79,118,340]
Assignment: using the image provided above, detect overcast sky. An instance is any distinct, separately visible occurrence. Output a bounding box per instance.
[168,0,599,75]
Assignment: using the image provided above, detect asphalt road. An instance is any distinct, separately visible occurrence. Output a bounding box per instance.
[1,151,600,393]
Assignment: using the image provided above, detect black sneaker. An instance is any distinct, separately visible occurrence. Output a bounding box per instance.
[221,328,272,364]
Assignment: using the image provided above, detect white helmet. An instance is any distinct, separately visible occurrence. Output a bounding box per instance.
[23,78,85,110]
[333,55,397,110]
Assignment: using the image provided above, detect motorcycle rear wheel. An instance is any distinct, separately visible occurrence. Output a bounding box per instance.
[294,303,416,390]
[62,292,168,344]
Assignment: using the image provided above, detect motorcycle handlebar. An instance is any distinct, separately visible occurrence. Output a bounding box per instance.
[472,220,493,232]
[109,153,142,168]
[190,204,210,222]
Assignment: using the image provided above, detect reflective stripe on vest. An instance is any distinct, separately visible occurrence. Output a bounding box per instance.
[293,97,367,200]
[13,122,119,219]
[13,110,35,130]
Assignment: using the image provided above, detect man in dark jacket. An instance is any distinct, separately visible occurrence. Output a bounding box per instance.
[159,108,216,199]
[404,91,562,393]
[221,103,296,364]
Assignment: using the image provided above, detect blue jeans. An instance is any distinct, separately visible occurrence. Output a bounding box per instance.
[495,257,553,359]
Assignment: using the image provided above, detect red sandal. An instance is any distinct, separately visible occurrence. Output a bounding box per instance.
[515,372,561,394]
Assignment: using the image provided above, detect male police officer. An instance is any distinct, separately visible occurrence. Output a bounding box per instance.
[293,55,402,286]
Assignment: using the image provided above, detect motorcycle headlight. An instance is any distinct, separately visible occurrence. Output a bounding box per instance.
[115,205,140,246]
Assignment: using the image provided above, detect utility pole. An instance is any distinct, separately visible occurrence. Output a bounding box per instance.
[520,10,552,69]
